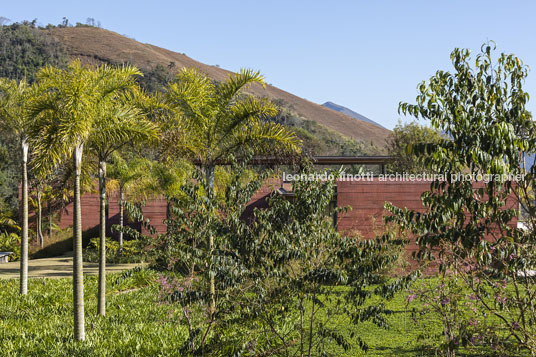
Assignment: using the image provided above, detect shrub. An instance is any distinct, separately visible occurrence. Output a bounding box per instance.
[391,43,536,355]
[83,237,145,264]
[125,163,415,355]
[0,231,20,261]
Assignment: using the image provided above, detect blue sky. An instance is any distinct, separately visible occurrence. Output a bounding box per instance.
[3,0,536,129]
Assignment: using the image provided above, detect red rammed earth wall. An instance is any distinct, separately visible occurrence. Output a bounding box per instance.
[336,178,430,238]
[20,179,519,259]
[336,179,518,262]
[139,197,167,235]
[335,178,430,259]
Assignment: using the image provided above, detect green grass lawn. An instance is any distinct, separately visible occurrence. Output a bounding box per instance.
[0,271,491,356]
[328,294,443,356]
[0,270,191,356]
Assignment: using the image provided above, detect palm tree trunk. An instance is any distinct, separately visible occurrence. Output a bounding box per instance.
[205,164,216,317]
[97,160,107,316]
[47,199,52,237]
[73,143,86,341]
[118,186,124,254]
[37,190,44,249]
[20,137,28,295]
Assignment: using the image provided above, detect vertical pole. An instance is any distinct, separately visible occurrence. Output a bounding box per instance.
[20,137,28,295]
[118,186,124,253]
[73,143,86,341]
[97,161,107,316]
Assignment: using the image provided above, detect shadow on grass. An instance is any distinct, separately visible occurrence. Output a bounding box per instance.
[31,226,99,259]
[373,345,423,356]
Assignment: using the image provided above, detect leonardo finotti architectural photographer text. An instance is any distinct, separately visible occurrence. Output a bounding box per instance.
[282,172,525,182]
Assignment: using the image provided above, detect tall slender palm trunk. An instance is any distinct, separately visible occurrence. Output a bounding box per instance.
[37,190,44,249]
[20,137,28,295]
[206,164,216,318]
[118,186,124,253]
[47,200,52,237]
[97,161,107,316]
[73,144,86,341]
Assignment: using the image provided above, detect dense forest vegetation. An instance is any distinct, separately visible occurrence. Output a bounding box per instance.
[0,21,68,213]
[0,21,68,81]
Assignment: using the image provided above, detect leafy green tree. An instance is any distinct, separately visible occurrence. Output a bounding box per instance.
[162,68,302,316]
[389,43,536,354]
[244,173,413,355]
[0,78,32,295]
[138,164,413,355]
[29,61,141,341]
[386,120,443,174]
[88,87,159,316]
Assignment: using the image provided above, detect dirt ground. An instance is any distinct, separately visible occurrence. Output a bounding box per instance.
[0,252,143,279]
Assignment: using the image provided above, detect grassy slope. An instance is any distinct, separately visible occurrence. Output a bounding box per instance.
[45,27,391,150]
[0,271,447,356]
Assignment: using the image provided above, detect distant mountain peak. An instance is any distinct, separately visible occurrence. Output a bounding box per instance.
[322,101,386,129]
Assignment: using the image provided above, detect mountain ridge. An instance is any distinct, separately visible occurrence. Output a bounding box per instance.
[44,26,391,150]
[322,101,386,129]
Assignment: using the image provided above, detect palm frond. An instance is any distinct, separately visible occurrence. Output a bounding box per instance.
[88,100,159,159]
[165,68,216,132]
[217,68,265,108]
[217,121,302,161]
[0,77,30,135]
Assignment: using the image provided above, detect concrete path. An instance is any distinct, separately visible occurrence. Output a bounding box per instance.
[0,252,143,279]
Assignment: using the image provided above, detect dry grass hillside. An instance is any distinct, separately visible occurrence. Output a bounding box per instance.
[46,27,390,149]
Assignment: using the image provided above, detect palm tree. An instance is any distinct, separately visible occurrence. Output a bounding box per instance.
[106,153,149,253]
[88,89,158,316]
[29,165,55,249]
[107,152,189,244]
[29,61,142,341]
[0,210,20,233]
[28,187,45,248]
[0,78,32,295]
[163,68,301,317]
[164,69,301,194]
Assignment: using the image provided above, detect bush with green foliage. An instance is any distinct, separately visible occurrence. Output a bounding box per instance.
[119,162,414,355]
[386,120,443,174]
[389,42,536,355]
[0,210,20,260]
[83,236,145,264]
[137,63,175,93]
[0,232,20,260]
